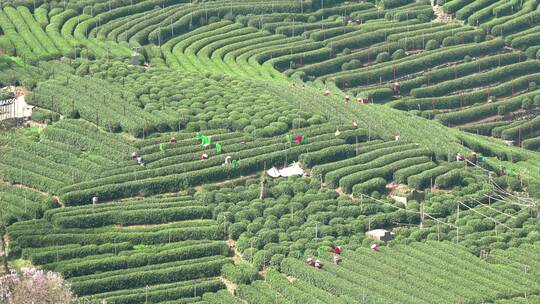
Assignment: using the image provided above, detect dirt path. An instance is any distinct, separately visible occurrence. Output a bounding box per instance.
[221,276,238,296]
[226,239,243,264]
[431,0,463,24]
[28,121,47,129]
[335,187,354,199]
[286,275,297,283]
[456,115,502,127]
[221,239,242,296]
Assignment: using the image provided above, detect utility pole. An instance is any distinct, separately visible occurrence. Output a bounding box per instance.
[355,135,358,155]
[145,285,149,304]
[315,222,318,248]
[420,203,425,228]
[259,170,267,200]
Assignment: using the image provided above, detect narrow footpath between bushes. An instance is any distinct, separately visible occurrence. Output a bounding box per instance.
[430,0,463,24]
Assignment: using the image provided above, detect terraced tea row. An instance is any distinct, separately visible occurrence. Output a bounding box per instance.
[26,59,326,136]
[199,241,540,304]
[7,194,230,303]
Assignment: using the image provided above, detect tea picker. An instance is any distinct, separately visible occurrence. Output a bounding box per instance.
[159,143,166,155]
[332,245,342,265]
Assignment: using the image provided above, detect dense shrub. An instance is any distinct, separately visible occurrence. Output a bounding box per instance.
[426,39,439,51]
[434,169,468,188]
[221,263,260,285]
[392,49,406,60]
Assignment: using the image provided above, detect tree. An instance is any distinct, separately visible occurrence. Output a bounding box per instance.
[417,14,431,23]
[67,109,80,119]
[392,49,406,60]
[474,35,485,43]
[342,59,362,71]
[529,81,537,92]
[497,105,508,116]
[0,268,76,304]
[522,97,533,110]
[376,52,391,63]
[534,95,540,108]
[442,37,456,47]
[425,39,439,51]
[528,182,540,198]
[348,59,362,69]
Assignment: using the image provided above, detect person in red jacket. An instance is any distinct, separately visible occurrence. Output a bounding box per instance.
[332,245,342,264]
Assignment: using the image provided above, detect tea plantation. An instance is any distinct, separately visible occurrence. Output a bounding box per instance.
[1,0,540,303]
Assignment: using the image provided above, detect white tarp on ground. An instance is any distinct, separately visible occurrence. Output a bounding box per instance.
[266,167,281,178]
[279,163,304,177]
[266,163,304,178]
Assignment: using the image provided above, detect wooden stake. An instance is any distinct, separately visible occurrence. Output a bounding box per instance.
[456,203,460,244]
[420,203,424,228]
